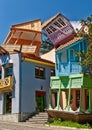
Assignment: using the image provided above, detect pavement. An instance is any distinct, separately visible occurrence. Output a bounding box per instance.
[0,121,91,130]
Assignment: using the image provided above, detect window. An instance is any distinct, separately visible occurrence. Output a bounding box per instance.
[54,21,62,28]
[46,28,52,34]
[4,67,13,77]
[35,66,45,79]
[4,63,13,77]
[70,49,75,61]
[49,25,57,32]
[61,51,67,63]
[51,69,55,76]
[57,18,66,26]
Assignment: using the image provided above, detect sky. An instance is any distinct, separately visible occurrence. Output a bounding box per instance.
[0,0,92,44]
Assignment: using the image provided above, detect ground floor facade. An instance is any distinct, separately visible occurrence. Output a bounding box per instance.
[47,74,92,123]
[0,90,48,122]
[0,52,55,122]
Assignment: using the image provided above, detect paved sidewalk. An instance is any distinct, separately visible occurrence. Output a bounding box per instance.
[0,121,91,130]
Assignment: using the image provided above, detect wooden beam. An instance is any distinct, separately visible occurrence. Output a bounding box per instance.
[14,32,23,45]
[30,32,37,45]
[4,30,16,45]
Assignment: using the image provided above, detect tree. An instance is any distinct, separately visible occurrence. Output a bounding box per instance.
[40,31,54,55]
[78,14,92,75]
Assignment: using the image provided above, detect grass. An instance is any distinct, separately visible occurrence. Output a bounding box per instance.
[46,118,92,129]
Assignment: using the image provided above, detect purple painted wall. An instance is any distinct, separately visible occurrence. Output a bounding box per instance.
[44,14,74,48]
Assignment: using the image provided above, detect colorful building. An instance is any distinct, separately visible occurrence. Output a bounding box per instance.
[42,13,74,48]
[0,19,55,122]
[42,13,92,123]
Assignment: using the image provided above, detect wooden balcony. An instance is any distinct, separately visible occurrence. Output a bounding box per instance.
[50,74,92,90]
[56,62,82,76]
[0,76,13,93]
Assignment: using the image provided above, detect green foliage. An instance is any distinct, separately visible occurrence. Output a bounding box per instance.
[40,32,54,55]
[46,118,92,129]
[78,14,92,73]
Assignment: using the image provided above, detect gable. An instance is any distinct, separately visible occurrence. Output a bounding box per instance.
[3,19,42,56]
[12,19,41,32]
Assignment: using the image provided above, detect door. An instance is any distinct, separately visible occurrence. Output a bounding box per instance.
[35,91,46,112]
[4,92,12,114]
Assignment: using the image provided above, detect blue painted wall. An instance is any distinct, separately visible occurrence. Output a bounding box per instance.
[0,53,54,115]
[55,38,87,76]
[20,60,54,113]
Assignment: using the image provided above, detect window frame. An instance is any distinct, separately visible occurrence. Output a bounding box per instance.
[4,63,13,77]
[35,66,45,79]
[51,69,55,76]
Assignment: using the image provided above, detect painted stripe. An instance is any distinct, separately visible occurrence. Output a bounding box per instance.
[25,58,55,67]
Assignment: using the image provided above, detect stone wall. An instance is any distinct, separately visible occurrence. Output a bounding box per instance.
[0,112,34,122]
[46,109,92,123]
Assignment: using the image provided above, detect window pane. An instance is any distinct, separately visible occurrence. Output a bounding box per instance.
[49,25,57,32]
[61,51,67,63]
[46,28,52,34]
[54,21,62,28]
[57,18,66,26]
[51,69,55,76]
[4,67,13,77]
[35,66,45,79]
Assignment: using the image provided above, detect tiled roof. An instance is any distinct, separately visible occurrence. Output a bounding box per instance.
[56,37,83,51]
[22,53,55,65]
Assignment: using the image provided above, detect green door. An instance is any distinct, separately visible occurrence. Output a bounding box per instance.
[36,91,46,112]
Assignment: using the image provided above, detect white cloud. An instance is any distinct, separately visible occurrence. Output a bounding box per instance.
[70,21,82,31]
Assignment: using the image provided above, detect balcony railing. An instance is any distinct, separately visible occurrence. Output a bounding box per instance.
[56,62,82,76]
[50,74,83,89]
[0,76,13,93]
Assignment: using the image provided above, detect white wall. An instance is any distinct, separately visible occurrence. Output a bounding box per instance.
[0,53,21,114]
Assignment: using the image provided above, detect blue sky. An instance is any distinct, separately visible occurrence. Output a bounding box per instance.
[0,0,92,43]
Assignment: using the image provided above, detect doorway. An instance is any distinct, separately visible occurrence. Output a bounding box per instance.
[35,91,46,112]
[4,92,12,114]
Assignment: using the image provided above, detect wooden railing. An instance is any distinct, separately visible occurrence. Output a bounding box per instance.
[0,76,13,93]
[50,74,83,89]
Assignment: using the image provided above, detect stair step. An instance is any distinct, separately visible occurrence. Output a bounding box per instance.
[26,112,48,124]
[29,118,47,121]
[26,119,47,123]
[35,115,48,117]
[32,116,48,119]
